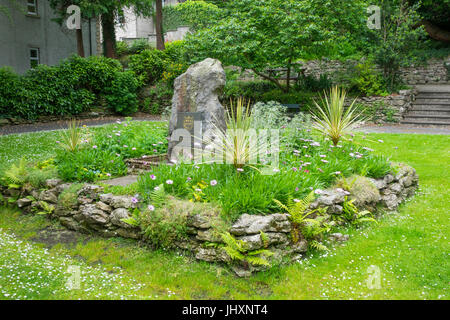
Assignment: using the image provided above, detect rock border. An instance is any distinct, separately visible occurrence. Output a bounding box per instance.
[0,163,419,276]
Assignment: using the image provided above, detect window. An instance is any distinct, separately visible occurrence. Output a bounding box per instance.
[29,48,40,68]
[27,0,38,15]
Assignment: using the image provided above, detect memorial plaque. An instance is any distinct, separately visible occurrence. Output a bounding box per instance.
[174,112,203,157]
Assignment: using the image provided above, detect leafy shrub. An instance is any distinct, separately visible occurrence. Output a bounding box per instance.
[251,101,289,129]
[104,71,139,115]
[349,62,388,97]
[295,74,332,92]
[0,55,140,119]
[58,183,83,209]
[129,49,166,86]
[140,198,191,248]
[141,82,174,115]
[26,167,58,188]
[0,67,23,118]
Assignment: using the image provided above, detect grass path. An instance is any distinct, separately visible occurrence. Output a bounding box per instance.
[0,129,448,300]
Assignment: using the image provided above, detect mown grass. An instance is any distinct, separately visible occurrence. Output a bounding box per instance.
[0,129,448,300]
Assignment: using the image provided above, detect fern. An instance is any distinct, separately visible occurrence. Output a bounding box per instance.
[121,208,141,227]
[3,158,28,188]
[274,191,324,243]
[36,201,55,215]
[220,232,273,267]
[149,184,167,207]
[260,231,269,248]
[342,197,377,226]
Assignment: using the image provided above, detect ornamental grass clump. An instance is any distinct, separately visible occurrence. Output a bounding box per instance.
[310,86,365,146]
[198,97,267,169]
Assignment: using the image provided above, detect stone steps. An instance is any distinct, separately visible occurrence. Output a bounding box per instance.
[414,98,450,105]
[401,85,450,126]
[408,110,450,116]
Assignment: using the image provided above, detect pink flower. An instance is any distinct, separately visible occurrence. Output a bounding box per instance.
[132,147,136,151]
[166,180,173,185]
[148,205,155,211]
[292,167,297,172]
[153,149,158,153]
[132,197,138,204]
[317,168,324,173]
[187,177,192,181]
[314,189,323,195]
[295,187,299,192]
[106,173,111,177]
[150,174,156,180]
[293,199,300,203]
[210,180,218,186]
[56,141,60,144]
[304,169,310,173]
[123,145,128,148]
[92,145,97,149]
[237,168,244,172]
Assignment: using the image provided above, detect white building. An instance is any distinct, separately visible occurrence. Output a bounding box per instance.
[116,0,189,45]
[0,0,98,74]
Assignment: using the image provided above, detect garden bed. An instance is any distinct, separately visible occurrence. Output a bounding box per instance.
[0,163,418,276]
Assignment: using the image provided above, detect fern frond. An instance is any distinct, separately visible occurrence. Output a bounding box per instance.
[245,256,270,267]
[309,240,329,251]
[149,184,167,207]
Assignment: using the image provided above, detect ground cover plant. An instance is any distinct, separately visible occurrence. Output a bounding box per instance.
[0,132,447,300]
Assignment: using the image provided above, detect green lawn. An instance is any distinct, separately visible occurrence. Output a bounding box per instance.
[0,128,448,300]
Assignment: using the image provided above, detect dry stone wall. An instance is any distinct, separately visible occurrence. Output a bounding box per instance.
[1,164,418,276]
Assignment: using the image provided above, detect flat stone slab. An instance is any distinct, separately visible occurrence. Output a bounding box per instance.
[101,175,138,186]
[415,85,450,93]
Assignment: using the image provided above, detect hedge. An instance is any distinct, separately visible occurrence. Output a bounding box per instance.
[0,55,139,119]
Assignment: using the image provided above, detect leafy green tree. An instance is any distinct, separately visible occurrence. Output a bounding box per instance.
[368,0,427,88]
[184,0,366,92]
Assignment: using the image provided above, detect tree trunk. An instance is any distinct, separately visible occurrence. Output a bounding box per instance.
[421,20,450,43]
[76,28,85,57]
[101,13,117,58]
[286,58,292,93]
[155,0,165,50]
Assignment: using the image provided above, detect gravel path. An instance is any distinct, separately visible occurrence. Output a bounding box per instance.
[355,124,450,135]
[0,115,163,136]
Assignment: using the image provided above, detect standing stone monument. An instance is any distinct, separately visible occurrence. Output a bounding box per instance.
[168,58,227,162]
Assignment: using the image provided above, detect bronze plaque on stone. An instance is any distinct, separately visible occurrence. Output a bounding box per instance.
[174,112,203,157]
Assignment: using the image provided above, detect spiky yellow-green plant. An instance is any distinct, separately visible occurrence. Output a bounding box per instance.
[59,119,82,152]
[196,97,267,169]
[310,86,365,146]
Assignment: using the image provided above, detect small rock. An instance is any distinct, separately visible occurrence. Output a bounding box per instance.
[384,174,394,184]
[96,201,112,213]
[116,228,141,239]
[196,229,222,243]
[187,214,211,229]
[110,208,132,228]
[79,204,109,225]
[230,214,291,236]
[17,198,32,208]
[45,179,62,188]
[39,190,58,204]
[329,233,350,242]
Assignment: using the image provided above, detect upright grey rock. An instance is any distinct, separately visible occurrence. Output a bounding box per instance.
[168,58,226,161]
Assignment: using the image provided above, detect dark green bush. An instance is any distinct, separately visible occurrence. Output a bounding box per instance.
[129,49,166,86]
[141,81,174,115]
[0,55,140,119]
[0,67,23,118]
[104,71,139,115]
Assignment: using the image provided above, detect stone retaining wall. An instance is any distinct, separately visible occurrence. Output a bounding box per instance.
[1,164,418,276]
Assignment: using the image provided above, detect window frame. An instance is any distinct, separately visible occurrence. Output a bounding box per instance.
[29,47,40,69]
[26,0,38,16]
